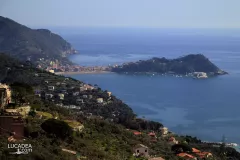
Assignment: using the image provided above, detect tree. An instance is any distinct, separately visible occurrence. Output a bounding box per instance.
[41,119,73,139]
[10,82,34,105]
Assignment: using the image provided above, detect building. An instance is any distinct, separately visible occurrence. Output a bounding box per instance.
[97,98,104,103]
[160,127,168,136]
[0,112,24,140]
[49,70,55,73]
[177,153,197,160]
[76,99,84,104]
[148,132,157,138]
[45,94,54,99]
[195,152,213,159]
[80,87,87,92]
[133,144,149,158]
[73,92,79,96]
[193,72,208,79]
[133,131,142,136]
[107,92,112,97]
[48,86,55,91]
[168,137,179,145]
[58,94,64,100]
[0,84,11,108]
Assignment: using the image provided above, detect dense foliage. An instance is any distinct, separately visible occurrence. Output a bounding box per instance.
[112,54,226,75]
[0,16,75,65]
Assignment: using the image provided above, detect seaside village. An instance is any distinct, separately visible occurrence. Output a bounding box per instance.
[37,59,109,74]
[0,76,217,160]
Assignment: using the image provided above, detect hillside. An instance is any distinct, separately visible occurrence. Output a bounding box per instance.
[111,54,227,76]
[1,53,240,160]
[0,16,77,66]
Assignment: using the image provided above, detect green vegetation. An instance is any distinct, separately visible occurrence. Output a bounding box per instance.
[111,54,227,76]
[0,53,239,160]
[41,119,73,140]
[0,16,76,65]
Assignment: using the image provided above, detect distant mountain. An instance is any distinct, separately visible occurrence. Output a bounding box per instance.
[0,16,77,66]
[111,54,227,76]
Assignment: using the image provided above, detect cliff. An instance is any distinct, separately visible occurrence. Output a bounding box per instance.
[0,16,77,65]
[111,54,227,76]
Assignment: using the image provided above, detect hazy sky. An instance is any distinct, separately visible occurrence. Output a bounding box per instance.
[0,0,239,28]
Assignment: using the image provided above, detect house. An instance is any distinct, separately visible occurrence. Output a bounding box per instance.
[107,92,112,97]
[83,84,94,91]
[80,87,87,92]
[148,132,157,138]
[133,144,149,158]
[82,95,88,99]
[168,137,179,145]
[73,92,79,96]
[49,70,55,73]
[87,86,94,91]
[192,148,201,153]
[97,98,104,103]
[0,84,11,108]
[58,94,64,100]
[48,86,55,91]
[160,127,168,136]
[195,152,213,159]
[76,99,84,104]
[177,153,197,160]
[0,112,24,140]
[133,131,142,136]
[45,94,54,100]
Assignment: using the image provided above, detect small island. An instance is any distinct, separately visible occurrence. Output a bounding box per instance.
[111,54,228,78]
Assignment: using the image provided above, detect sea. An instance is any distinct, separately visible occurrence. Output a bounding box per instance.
[52,27,240,145]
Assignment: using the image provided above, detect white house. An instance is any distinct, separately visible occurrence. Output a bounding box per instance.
[73,92,79,96]
[45,94,53,99]
[48,86,55,91]
[76,99,84,104]
[97,98,104,103]
[160,127,168,136]
[133,144,149,158]
[82,95,88,99]
[58,94,64,100]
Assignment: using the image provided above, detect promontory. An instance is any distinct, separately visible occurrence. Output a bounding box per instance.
[111,54,227,78]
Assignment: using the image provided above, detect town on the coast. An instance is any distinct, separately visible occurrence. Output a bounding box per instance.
[0,15,238,160]
[0,64,239,160]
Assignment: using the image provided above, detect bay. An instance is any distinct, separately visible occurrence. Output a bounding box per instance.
[53,27,240,144]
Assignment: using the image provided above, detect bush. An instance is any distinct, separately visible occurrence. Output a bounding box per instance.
[41,119,73,139]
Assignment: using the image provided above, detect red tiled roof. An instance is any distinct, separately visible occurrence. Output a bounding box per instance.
[148,132,156,136]
[169,137,175,141]
[133,131,141,135]
[192,148,201,153]
[177,153,196,159]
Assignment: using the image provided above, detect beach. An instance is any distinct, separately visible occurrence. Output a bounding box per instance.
[54,71,112,75]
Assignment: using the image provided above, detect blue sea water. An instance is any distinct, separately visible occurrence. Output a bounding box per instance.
[53,27,240,144]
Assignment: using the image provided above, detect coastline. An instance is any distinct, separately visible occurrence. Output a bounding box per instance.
[55,71,113,75]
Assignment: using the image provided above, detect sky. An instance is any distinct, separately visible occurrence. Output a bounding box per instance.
[0,0,239,28]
